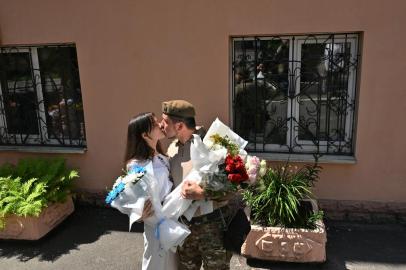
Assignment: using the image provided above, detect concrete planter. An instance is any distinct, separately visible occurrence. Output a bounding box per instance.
[0,196,74,240]
[241,200,327,263]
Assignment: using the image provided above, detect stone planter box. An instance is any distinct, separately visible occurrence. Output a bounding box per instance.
[241,200,327,263]
[0,196,74,240]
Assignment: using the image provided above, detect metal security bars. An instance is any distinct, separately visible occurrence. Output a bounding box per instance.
[232,33,360,157]
[0,44,86,148]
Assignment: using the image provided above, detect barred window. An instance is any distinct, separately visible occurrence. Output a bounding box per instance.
[0,44,86,148]
[232,33,360,157]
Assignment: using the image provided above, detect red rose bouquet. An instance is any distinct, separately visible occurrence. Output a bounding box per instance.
[225,154,249,184]
[201,133,263,199]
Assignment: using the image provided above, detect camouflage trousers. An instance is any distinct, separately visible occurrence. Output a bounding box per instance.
[178,218,232,270]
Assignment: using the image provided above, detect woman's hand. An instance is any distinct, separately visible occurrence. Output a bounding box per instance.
[141,199,154,220]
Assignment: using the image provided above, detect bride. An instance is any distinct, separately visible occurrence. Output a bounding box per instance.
[123,112,176,270]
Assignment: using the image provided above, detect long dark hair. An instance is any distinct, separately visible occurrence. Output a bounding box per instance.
[124,112,164,165]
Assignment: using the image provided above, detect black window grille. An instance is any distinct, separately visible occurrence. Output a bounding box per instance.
[232,33,360,157]
[0,44,86,148]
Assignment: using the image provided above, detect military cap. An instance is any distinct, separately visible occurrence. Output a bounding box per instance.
[162,100,196,118]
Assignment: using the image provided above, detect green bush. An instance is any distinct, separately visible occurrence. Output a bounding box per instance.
[243,162,323,229]
[0,158,79,230]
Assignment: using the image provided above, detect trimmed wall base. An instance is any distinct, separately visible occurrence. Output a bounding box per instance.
[74,189,406,224]
[319,199,406,224]
[75,189,106,207]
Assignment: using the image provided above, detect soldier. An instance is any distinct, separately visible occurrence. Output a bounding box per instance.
[160,100,233,270]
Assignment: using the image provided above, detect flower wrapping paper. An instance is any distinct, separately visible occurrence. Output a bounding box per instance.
[162,118,248,221]
[110,162,190,251]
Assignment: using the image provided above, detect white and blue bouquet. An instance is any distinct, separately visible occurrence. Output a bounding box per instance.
[106,162,190,251]
[105,165,146,205]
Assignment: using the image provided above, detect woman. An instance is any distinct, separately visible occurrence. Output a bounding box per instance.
[124,112,176,270]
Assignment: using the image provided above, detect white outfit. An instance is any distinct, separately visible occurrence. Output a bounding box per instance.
[127,154,176,270]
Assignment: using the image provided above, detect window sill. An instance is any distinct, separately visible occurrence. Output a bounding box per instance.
[248,152,357,164]
[0,146,87,154]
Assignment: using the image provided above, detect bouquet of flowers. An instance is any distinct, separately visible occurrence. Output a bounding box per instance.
[105,165,146,206]
[105,162,190,251]
[162,118,266,221]
[200,134,267,198]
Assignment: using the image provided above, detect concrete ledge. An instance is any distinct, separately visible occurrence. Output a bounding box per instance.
[249,153,356,164]
[73,190,406,225]
[319,199,406,224]
[74,189,107,207]
[0,146,86,154]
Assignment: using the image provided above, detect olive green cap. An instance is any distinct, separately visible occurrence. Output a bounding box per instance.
[162,100,196,118]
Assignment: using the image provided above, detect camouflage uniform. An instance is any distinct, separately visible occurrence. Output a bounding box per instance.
[177,206,233,270]
[167,130,233,270]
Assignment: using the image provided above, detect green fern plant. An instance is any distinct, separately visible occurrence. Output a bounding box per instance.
[243,162,323,229]
[0,158,79,230]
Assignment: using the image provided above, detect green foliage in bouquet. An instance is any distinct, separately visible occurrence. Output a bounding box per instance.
[0,158,79,230]
[201,164,237,200]
[209,134,239,156]
[243,163,324,229]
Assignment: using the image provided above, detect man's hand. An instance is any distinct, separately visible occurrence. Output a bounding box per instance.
[141,199,154,220]
[181,180,205,200]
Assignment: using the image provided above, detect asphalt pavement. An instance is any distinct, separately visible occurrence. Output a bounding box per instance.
[1,205,406,270]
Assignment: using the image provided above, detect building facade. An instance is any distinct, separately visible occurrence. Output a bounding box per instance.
[1,0,405,221]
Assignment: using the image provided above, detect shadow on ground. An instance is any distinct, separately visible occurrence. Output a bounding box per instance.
[1,205,406,270]
[0,204,143,263]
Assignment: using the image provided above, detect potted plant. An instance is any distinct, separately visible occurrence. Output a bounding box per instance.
[241,162,326,263]
[0,158,78,240]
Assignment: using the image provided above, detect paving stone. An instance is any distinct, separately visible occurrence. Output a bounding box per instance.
[362,201,388,213]
[325,211,347,221]
[389,202,406,214]
[347,212,372,223]
[371,213,397,224]
[318,199,339,211]
[338,200,365,212]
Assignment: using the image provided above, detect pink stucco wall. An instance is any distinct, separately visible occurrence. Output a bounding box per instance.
[0,0,405,202]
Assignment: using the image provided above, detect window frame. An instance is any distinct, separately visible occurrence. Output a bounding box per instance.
[0,44,86,149]
[230,33,360,160]
[294,35,358,154]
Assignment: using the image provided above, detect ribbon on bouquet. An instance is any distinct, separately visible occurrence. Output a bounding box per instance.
[154,218,166,240]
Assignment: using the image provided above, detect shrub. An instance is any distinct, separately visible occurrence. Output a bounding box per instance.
[0,158,79,230]
[243,163,323,229]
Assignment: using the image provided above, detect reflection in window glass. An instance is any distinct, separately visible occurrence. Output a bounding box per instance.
[233,38,289,145]
[0,52,39,135]
[299,42,351,141]
[38,47,84,140]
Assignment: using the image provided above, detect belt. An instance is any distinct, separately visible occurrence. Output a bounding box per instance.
[180,205,229,226]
